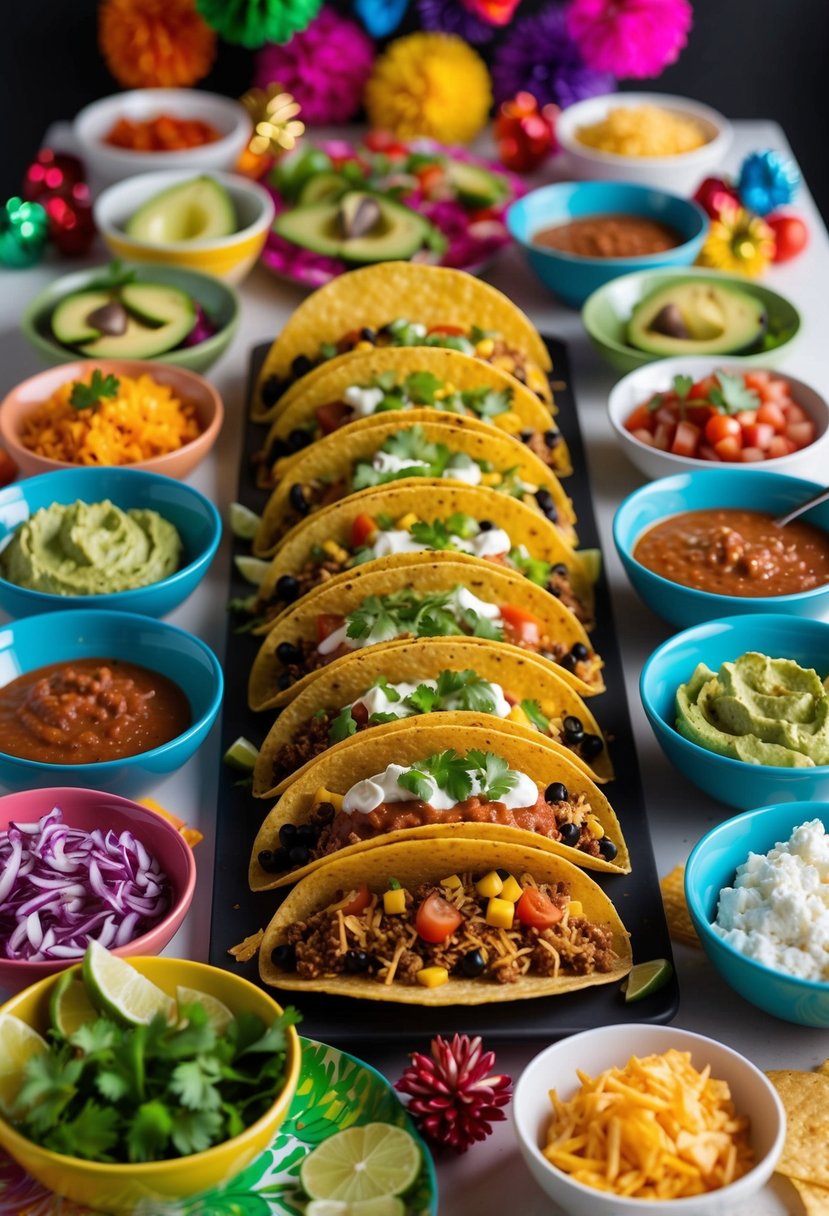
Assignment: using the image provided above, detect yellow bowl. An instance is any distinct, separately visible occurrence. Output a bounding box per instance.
[0,957,301,1212]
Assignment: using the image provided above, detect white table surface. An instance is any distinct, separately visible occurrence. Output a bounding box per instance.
[2,120,826,1215]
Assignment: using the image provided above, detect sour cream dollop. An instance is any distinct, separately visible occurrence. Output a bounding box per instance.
[342,760,538,815]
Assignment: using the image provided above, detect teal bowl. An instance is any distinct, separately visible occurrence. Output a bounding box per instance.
[506,181,708,309]
[0,467,221,619]
[640,613,829,810]
[0,609,223,796]
[613,468,829,629]
[685,801,829,1026]
[21,263,239,375]
[582,267,801,374]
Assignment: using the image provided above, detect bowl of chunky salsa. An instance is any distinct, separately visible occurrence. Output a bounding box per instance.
[614,468,829,628]
[0,608,223,796]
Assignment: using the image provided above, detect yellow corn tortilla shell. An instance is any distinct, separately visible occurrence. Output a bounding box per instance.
[253,264,552,419]
[791,1179,829,1216]
[256,481,593,624]
[254,414,576,556]
[250,717,629,891]
[767,1070,829,1186]
[248,555,605,711]
[259,837,631,1003]
[254,637,613,797]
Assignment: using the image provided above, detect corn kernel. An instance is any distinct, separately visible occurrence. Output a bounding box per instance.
[354,340,374,352]
[486,897,515,929]
[480,471,502,487]
[586,816,605,839]
[567,900,583,918]
[416,966,449,988]
[527,367,549,395]
[322,539,349,563]
[475,337,495,358]
[434,388,447,400]
[508,705,530,727]
[492,355,515,374]
[314,786,343,811]
[396,512,419,531]
[475,870,503,899]
[441,873,462,890]
[492,410,522,435]
[443,382,456,396]
[383,887,407,915]
[500,874,523,903]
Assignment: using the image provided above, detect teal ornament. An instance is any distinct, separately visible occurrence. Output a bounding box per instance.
[0,197,49,268]
[737,149,800,217]
[355,0,410,37]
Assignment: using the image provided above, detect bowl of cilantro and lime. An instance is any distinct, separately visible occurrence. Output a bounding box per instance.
[0,945,301,1211]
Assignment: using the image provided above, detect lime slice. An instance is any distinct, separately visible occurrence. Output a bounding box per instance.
[622,958,673,1003]
[301,1124,421,1203]
[50,970,98,1037]
[306,1199,406,1216]
[229,502,261,540]
[577,547,602,584]
[235,555,270,587]
[0,1014,48,1112]
[223,736,260,772]
[176,986,234,1035]
[83,940,176,1026]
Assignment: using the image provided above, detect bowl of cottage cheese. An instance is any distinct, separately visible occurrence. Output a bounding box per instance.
[685,802,829,1026]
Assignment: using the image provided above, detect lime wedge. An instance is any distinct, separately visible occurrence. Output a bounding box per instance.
[577,548,602,584]
[306,1199,406,1216]
[176,986,234,1035]
[223,736,260,772]
[622,958,673,1003]
[82,941,176,1026]
[235,555,271,586]
[50,970,98,1037]
[301,1124,421,1203]
[229,502,261,540]
[0,1014,48,1112]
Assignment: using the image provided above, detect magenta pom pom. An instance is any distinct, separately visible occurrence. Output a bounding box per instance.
[493,3,615,108]
[567,0,692,79]
[253,7,375,125]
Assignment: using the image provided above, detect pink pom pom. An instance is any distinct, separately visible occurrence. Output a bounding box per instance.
[567,0,692,79]
[253,6,375,125]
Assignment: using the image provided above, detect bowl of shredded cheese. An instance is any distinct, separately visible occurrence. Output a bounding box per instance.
[556,93,732,194]
[514,1023,784,1215]
[0,359,223,480]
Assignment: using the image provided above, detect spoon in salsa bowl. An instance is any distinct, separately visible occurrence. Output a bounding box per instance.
[774,485,829,528]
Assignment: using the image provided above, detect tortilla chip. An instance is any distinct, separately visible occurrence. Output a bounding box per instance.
[791,1179,829,1216]
[817,1061,829,1077]
[138,798,203,847]
[260,837,631,1004]
[660,865,700,947]
[228,930,264,963]
[767,1070,829,1185]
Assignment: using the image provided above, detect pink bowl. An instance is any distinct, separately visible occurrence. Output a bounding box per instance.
[0,786,197,992]
[0,359,223,480]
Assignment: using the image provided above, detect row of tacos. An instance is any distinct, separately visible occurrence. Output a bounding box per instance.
[237,263,632,1006]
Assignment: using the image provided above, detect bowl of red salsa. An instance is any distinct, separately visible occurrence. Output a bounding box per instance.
[613,468,829,629]
[0,609,223,797]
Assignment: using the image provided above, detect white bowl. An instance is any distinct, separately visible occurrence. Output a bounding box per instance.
[74,89,252,184]
[514,1023,785,1216]
[94,169,275,285]
[608,356,829,481]
[557,93,733,195]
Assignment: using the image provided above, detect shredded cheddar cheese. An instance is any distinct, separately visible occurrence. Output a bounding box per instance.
[576,105,708,158]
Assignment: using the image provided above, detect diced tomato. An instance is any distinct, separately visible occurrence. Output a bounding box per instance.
[0,449,16,488]
[742,422,776,450]
[341,884,371,916]
[744,370,772,391]
[686,404,715,428]
[364,130,397,152]
[761,379,790,406]
[714,435,743,461]
[768,435,797,459]
[652,421,675,451]
[783,403,808,424]
[632,427,656,447]
[704,415,741,445]
[698,444,721,462]
[756,402,787,432]
[786,420,817,449]
[351,513,378,547]
[415,892,464,942]
[427,324,466,336]
[767,212,808,262]
[624,404,654,433]
[740,446,766,462]
[316,613,345,643]
[416,164,444,195]
[671,420,701,457]
[690,375,717,398]
[733,410,758,428]
[315,400,350,434]
[500,604,542,648]
[654,404,679,427]
[515,887,563,929]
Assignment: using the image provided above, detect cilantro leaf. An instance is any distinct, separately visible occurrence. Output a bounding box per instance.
[69,370,120,412]
[521,699,550,732]
[405,683,441,714]
[404,371,442,404]
[171,1110,224,1157]
[467,750,518,801]
[509,547,551,587]
[422,750,474,802]
[464,609,502,640]
[673,374,694,400]
[461,386,511,419]
[328,705,358,744]
[70,1019,120,1055]
[708,371,760,416]
[43,1100,119,1162]
[169,1058,222,1111]
[397,767,433,801]
[437,669,498,713]
[126,1100,174,1163]
[367,711,402,724]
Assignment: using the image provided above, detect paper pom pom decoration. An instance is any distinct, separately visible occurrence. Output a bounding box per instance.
[417,0,498,44]
[365,33,492,145]
[0,198,49,268]
[493,3,615,108]
[495,92,558,172]
[738,149,801,217]
[196,0,322,48]
[693,176,741,221]
[355,0,410,37]
[254,9,374,124]
[99,0,216,89]
[567,0,692,79]
[698,205,775,278]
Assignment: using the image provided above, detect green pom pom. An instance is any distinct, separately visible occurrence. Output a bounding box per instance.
[196,0,322,47]
[0,197,49,269]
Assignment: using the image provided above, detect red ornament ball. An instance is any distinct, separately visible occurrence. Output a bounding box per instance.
[43,184,97,257]
[23,150,87,204]
[693,176,740,221]
[495,92,558,174]
[766,211,808,262]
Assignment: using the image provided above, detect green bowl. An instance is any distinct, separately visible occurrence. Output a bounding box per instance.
[21,263,240,375]
[581,266,801,375]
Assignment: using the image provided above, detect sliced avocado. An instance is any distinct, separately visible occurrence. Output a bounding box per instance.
[120,283,195,329]
[80,284,195,358]
[52,290,114,346]
[273,192,432,263]
[628,281,767,356]
[445,159,509,209]
[298,172,348,206]
[125,176,236,245]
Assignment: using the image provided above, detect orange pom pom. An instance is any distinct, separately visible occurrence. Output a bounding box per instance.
[99,0,217,89]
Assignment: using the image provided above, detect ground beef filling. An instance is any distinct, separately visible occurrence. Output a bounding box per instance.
[281,878,616,986]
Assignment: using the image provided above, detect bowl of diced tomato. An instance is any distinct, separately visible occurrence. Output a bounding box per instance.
[608,356,829,481]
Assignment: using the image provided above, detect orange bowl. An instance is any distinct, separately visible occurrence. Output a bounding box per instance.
[0,359,223,480]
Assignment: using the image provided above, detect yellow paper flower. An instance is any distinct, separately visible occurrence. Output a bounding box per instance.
[99,0,216,89]
[697,205,775,278]
[364,33,492,145]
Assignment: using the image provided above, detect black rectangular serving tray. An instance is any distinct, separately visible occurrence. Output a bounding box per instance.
[207,339,679,1042]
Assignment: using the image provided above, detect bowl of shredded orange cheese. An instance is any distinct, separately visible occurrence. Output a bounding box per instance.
[0,360,223,480]
[514,1023,785,1215]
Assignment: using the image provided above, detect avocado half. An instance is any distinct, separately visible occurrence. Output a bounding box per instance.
[274,191,433,263]
[125,177,237,245]
[51,284,195,359]
[628,281,767,357]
